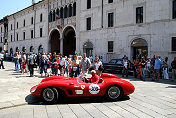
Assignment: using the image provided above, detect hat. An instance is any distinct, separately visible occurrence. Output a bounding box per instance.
[91,70,96,74]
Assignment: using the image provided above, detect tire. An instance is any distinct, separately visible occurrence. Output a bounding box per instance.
[42,87,59,104]
[105,86,123,101]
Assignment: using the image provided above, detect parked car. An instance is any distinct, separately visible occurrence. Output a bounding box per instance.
[30,73,135,104]
[103,59,133,75]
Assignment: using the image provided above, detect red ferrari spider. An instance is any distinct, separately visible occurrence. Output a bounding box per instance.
[30,73,135,104]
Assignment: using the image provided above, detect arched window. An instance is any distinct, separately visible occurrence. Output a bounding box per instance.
[16,47,19,52]
[73,2,76,16]
[64,6,68,18]
[30,46,34,52]
[53,10,56,21]
[68,4,72,17]
[56,9,60,16]
[22,47,26,52]
[38,45,43,53]
[60,7,63,18]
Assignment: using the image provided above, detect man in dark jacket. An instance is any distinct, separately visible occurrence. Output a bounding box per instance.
[171,57,176,82]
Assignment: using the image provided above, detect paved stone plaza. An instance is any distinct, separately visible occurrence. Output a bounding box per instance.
[0,61,176,118]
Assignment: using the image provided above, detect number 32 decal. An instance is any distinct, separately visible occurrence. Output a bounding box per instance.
[89,84,100,94]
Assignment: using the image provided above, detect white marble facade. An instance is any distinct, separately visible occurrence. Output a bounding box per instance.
[3,0,176,63]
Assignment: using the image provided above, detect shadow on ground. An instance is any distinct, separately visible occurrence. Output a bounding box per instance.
[25,94,130,105]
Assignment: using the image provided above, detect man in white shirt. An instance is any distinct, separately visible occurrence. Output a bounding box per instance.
[59,54,66,76]
[0,51,5,69]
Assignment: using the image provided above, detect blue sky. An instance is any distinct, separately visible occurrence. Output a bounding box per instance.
[0,0,40,19]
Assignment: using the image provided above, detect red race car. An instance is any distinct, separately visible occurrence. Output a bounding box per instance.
[30,73,135,104]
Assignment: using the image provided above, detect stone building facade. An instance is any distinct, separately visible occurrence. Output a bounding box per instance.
[1,0,176,62]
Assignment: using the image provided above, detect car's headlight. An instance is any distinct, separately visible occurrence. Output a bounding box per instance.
[31,86,37,93]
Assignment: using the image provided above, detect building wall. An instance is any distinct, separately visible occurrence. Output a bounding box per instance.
[7,2,49,55]
[78,0,176,63]
[0,23,4,51]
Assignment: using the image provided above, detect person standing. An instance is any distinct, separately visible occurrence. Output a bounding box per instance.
[80,53,91,76]
[40,55,47,77]
[59,54,66,76]
[122,56,129,78]
[146,57,151,78]
[163,57,169,80]
[171,57,176,82]
[140,57,146,81]
[14,52,19,71]
[153,55,163,81]
[0,51,5,69]
[28,53,35,77]
[94,57,103,76]
[71,55,79,77]
[133,58,139,78]
[52,55,60,76]
[22,52,27,74]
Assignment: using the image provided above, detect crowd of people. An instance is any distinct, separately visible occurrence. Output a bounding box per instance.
[11,51,104,78]
[122,55,176,82]
[0,50,176,82]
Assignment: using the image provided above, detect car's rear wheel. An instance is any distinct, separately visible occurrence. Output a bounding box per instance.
[106,86,123,101]
[42,87,58,104]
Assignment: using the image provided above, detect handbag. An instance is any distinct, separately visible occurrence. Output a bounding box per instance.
[98,65,104,71]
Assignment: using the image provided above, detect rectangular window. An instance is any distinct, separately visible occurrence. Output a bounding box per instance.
[108,41,113,52]
[31,30,33,39]
[31,17,33,25]
[86,17,91,30]
[1,27,2,33]
[172,37,176,51]
[40,14,43,22]
[108,0,113,3]
[40,28,42,37]
[1,37,2,43]
[11,24,12,30]
[87,0,91,9]
[23,32,25,40]
[108,12,114,27]
[17,22,18,29]
[24,20,25,27]
[173,0,176,19]
[136,7,143,23]
[11,35,12,42]
[16,33,18,41]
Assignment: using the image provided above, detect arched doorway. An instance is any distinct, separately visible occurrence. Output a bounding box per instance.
[63,26,76,56]
[10,48,13,56]
[30,46,34,52]
[83,42,93,57]
[38,45,43,53]
[50,29,60,54]
[131,38,148,60]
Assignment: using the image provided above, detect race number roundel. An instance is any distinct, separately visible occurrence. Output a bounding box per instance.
[89,84,100,94]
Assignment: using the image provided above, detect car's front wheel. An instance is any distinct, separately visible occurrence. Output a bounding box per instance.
[106,86,123,101]
[42,87,58,104]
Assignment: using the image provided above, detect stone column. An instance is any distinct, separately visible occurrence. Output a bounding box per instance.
[60,37,63,54]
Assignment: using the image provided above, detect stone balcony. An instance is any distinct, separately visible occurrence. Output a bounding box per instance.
[49,16,76,30]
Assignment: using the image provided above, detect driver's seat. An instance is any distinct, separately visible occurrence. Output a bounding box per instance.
[98,78,103,83]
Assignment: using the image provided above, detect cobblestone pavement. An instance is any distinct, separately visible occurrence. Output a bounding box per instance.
[0,61,176,118]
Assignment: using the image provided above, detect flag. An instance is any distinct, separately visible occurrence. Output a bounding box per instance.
[56,14,60,20]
